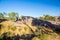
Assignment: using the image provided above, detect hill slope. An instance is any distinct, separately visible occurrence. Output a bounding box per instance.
[0,16,60,40]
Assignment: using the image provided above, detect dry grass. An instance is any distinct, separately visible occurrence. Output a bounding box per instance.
[0,21,36,36]
[0,21,60,40]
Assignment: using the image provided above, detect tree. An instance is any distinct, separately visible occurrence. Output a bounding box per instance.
[8,12,18,18]
[50,16,56,21]
[43,14,50,20]
[58,16,60,22]
[0,12,4,18]
[8,12,19,20]
[3,12,7,17]
[0,12,7,19]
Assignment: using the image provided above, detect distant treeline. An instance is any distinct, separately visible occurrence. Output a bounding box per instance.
[38,14,60,21]
[0,12,60,21]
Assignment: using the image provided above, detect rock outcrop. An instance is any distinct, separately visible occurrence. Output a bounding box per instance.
[15,16,55,28]
[15,16,60,34]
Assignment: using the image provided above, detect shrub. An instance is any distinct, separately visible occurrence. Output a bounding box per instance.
[11,26,16,31]
[24,27,27,31]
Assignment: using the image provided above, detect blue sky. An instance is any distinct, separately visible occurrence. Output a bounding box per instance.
[0,0,60,17]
